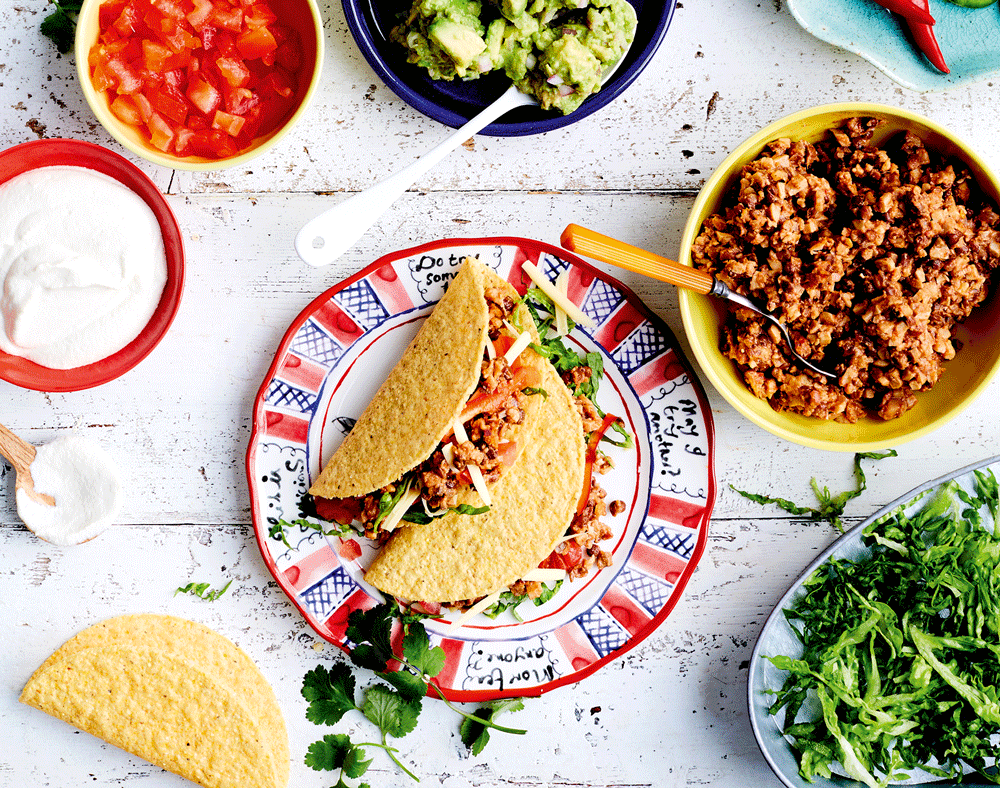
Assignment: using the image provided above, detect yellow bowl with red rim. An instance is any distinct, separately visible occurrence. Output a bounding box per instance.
[75,0,323,170]
[677,102,1000,451]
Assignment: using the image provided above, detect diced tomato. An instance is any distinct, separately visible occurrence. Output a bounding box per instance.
[145,85,189,124]
[186,0,215,30]
[146,110,175,151]
[212,4,244,32]
[105,56,143,94]
[109,95,143,125]
[235,24,276,60]
[496,440,519,468]
[337,538,362,562]
[89,0,304,159]
[215,55,250,87]
[314,496,363,525]
[186,72,221,114]
[112,2,139,36]
[575,413,620,516]
[174,126,196,154]
[245,4,277,29]
[212,109,245,136]
[262,69,293,98]
[223,85,259,114]
[540,540,584,571]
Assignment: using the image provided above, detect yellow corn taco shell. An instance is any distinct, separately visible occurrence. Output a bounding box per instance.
[309,257,542,501]
[20,615,287,788]
[363,356,585,603]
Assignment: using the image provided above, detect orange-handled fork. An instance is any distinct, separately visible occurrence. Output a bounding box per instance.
[559,224,837,380]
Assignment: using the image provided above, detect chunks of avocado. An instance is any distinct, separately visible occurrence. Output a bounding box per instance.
[392,0,637,114]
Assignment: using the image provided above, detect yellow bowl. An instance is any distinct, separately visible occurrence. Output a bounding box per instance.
[677,102,1000,452]
[75,0,324,171]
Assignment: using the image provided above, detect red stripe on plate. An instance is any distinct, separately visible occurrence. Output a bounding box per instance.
[565,263,594,307]
[434,637,466,689]
[311,298,364,346]
[598,583,652,638]
[264,409,309,445]
[284,544,339,593]
[649,493,707,529]
[593,300,645,352]
[277,352,326,393]
[369,263,415,314]
[630,541,688,586]
[553,621,600,673]
[627,349,686,397]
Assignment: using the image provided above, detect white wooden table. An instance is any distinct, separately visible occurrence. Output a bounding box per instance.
[3,0,999,786]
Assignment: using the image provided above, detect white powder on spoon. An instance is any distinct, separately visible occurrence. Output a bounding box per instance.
[15,434,122,545]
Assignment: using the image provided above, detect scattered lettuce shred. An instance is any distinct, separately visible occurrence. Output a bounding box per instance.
[765,468,1000,787]
[733,450,897,532]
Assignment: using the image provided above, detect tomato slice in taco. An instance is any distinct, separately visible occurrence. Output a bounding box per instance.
[309,258,545,538]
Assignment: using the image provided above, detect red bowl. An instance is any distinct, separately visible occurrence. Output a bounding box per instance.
[0,139,184,391]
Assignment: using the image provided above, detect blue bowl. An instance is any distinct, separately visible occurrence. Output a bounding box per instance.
[342,0,676,136]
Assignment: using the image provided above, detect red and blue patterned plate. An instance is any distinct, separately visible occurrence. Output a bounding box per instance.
[247,237,716,700]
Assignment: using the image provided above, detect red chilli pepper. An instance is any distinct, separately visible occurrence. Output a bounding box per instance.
[906,17,950,73]
[872,0,935,24]
[872,0,950,74]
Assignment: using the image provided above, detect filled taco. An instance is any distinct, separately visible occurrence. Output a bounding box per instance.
[309,257,546,537]
[363,353,586,604]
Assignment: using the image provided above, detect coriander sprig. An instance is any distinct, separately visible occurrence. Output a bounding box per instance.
[40,0,81,54]
[302,603,526,783]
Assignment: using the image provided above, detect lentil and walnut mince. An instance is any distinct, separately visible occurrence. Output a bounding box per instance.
[691,117,1000,422]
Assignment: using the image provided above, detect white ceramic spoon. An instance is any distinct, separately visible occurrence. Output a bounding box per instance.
[295,49,633,267]
[0,422,55,506]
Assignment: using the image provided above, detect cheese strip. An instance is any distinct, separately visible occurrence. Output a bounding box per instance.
[554,271,570,336]
[522,261,594,328]
[452,419,491,506]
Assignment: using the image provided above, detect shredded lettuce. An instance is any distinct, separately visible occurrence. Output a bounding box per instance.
[765,469,1000,786]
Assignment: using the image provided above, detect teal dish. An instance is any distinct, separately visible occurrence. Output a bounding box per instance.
[748,455,1000,788]
[787,0,1000,91]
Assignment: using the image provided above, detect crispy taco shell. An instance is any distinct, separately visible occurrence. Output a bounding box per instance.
[309,257,541,501]
[20,615,287,788]
[363,356,585,603]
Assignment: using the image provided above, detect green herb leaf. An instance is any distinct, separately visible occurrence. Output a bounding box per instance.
[401,503,490,525]
[40,4,76,54]
[460,698,525,755]
[346,605,395,673]
[401,622,447,682]
[364,684,421,739]
[173,579,232,601]
[302,663,359,726]
[305,734,368,773]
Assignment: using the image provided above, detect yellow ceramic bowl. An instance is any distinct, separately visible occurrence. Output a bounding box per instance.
[75,0,324,171]
[677,102,1000,452]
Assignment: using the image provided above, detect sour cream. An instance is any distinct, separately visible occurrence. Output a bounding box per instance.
[0,165,167,369]
[15,433,122,546]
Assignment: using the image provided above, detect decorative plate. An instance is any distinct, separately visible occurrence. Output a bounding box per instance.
[788,0,1000,92]
[247,237,715,701]
[341,0,676,136]
[748,454,1000,788]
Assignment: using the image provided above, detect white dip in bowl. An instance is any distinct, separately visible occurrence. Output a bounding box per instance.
[0,165,168,369]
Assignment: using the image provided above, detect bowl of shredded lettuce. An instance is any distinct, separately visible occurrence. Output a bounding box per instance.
[749,456,1000,788]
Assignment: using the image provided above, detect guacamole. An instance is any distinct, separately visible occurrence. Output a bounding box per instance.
[392,0,637,114]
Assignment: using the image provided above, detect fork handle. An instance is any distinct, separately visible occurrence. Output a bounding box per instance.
[560,224,716,295]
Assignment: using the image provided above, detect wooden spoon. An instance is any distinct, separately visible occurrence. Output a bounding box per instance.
[0,423,55,506]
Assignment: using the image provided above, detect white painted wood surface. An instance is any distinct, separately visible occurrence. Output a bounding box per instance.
[2,0,1000,786]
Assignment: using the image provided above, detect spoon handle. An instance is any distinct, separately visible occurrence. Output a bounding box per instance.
[0,422,35,473]
[296,86,533,268]
[560,223,716,295]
